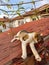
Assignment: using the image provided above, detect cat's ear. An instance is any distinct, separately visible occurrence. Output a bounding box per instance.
[22,34,29,41]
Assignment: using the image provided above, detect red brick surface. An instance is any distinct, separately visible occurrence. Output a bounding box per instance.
[0,17,49,65]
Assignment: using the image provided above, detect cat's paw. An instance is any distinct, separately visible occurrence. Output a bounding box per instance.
[35,56,42,61]
[21,55,27,59]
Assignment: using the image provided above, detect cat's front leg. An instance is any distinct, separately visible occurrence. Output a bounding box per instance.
[29,42,41,61]
[21,42,27,59]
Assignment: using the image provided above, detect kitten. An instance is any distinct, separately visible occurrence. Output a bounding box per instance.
[11,30,43,61]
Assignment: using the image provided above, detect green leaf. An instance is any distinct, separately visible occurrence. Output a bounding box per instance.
[19,7,25,10]
[3,12,8,16]
[46,8,48,13]
[16,12,21,16]
[0,22,4,25]
[7,5,11,9]
[0,9,7,12]
[16,10,21,16]
[0,9,8,14]
[32,0,35,4]
[0,9,8,16]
